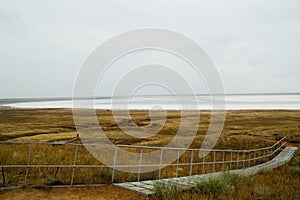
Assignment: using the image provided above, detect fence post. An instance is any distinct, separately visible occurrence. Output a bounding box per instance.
[111,146,118,183]
[222,151,225,171]
[71,144,79,185]
[158,149,163,179]
[175,149,180,178]
[248,152,251,167]
[229,152,232,170]
[264,150,267,162]
[189,150,194,176]
[202,151,205,174]
[242,151,245,169]
[236,152,239,169]
[24,143,32,185]
[1,167,5,186]
[54,167,59,178]
[213,151,216,172]
[137,148,143,182]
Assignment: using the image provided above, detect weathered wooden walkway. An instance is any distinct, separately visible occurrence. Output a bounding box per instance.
[114,147,298,196]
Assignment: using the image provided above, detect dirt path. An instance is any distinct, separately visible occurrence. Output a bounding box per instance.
[0,185,148,200]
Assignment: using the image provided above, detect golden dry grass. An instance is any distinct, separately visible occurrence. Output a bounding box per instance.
[1,109,299,144]
[0,108,299,199]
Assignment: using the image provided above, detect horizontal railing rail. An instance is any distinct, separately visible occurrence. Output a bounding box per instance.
[0,136,287,188]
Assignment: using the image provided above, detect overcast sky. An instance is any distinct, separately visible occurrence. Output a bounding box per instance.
[1,0,299,98]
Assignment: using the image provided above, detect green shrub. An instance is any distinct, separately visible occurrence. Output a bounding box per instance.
[195,172,238,197]
[195,177,224,197]
[99,168,113,183]
[293,167,300,176]
[290,157,300,166]
[242,175,253,185]
[152,181,183,200]
[221,171,239,185]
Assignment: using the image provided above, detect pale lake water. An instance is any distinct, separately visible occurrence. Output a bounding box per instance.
[2,94,300,110]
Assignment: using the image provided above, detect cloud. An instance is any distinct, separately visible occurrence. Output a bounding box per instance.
[0,0,299,98]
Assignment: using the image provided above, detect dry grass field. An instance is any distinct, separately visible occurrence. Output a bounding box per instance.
[0,108,299,199]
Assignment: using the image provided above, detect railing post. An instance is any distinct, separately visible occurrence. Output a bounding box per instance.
[264,149,267,162]
[137,148,143,182]
[236,152,239,169]
[176,149,180,178]
[54,167,59,178]
[189,150,194,176]
[158,149,163,179]
[71,144,79,185]
[24,143,32,185]
[229,152,233,170]
[242,151,245,169]
[213,151,216,172]
[222,151,225,171]
[111,146,118,183]
[202,151,205,174]
[2,167,5,186]
[248,152,251,167]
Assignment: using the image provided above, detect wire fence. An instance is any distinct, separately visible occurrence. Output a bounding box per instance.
[0,136,286,188]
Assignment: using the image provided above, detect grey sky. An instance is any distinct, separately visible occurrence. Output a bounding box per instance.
[0,0,299,98]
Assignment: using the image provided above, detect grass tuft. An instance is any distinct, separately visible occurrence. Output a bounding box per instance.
[259,167,273,174]
[99,168,113,183]
[253,184,273,197]
[195,172,238,197]
[293,167,300,176]
[152,181,183,200]
[290,156,300,166]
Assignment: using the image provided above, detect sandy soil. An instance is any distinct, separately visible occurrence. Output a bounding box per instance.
[0,185,148,200]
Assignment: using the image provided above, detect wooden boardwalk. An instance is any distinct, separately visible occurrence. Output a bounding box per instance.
[114,147,298,196]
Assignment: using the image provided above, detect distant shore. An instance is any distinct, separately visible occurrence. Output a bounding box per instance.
[2,94,300,110]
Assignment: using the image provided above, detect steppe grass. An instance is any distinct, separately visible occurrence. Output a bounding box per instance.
[0,109,299,199]
[194,172,238,198]
[152,181,183,200]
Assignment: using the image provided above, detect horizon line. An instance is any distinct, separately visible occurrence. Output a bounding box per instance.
[1,92,300,100]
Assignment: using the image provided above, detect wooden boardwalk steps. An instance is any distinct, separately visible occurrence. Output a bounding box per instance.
[114,147,298,196]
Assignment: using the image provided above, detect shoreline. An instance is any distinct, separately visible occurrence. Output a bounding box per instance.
[2,107,300,111]
[2,94,300,110]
